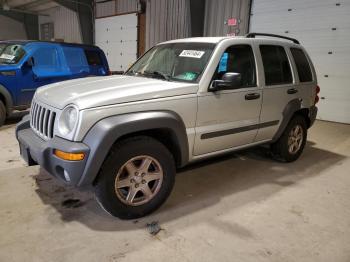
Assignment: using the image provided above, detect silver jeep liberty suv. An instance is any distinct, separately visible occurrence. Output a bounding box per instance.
[16,33,319,219]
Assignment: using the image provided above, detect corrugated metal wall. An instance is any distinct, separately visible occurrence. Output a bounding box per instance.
[204,0,251,37]
[95,0,191,50]
[38,6,82,43]
[145,0,191,50]
[95,0,250,49]
[95,1,116,17]
[116,0,139,13]
[95,0,138,17]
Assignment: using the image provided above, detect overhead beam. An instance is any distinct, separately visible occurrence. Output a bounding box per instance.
[14,0,52,10]
[0,9,39,39]
[53,0,93,44]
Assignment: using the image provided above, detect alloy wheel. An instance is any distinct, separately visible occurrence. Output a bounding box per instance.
[114,155,164,206]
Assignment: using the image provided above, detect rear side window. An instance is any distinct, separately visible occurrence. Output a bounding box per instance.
[84,50,102,66]
[260,45,292,86]
[290,48,313,82]
[63,47,88,67]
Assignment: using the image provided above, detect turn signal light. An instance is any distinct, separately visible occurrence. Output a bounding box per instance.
[54,150,85,161]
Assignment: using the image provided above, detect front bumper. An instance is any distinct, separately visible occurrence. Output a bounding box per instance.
[16,115,90,186]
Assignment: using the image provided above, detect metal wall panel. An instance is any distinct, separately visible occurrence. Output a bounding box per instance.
[145,0,191,50]
[116,0,139,13]
[0,15,27,40]
[204,0,251,37]
[95,0,191,50]
[38,6,82,43]
[250,0,350,124]
[95,0,138,18]
[95,1,116,17]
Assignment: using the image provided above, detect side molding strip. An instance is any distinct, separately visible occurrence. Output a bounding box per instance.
[201,120,279,140]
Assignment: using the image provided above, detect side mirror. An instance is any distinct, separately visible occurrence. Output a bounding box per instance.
[209,72,242,92]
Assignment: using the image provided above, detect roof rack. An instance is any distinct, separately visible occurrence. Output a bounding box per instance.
[246,33,300,44]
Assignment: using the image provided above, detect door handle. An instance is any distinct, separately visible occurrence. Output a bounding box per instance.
[245,93,260,100]
[287,88,298,94]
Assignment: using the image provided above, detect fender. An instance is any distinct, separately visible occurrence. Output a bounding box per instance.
[78,110,189,186]
[0,84,13,114]
[272,99,302,142]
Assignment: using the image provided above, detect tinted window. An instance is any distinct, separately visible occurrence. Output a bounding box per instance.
[290,48,313,82]
[32,46,63,76]
[215,45,256,87]
[63,46,89,73]
[260,45,292,86]
[84,50,102,66]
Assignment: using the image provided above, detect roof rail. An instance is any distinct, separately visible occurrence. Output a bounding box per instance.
[246,33,300,44]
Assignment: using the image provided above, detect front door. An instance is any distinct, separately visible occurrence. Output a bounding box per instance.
[194,44,262,156]
[19,45,65,105]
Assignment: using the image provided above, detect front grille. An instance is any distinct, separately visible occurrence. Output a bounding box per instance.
[30,101,56,140]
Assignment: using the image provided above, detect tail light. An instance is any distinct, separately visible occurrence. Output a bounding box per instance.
[314,85,320,104]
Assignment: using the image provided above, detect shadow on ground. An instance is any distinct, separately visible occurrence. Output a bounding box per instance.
[0,111,29,131]
[33,141,346,232]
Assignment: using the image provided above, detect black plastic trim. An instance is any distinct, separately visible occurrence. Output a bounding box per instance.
[272,99,301,142]
[201,120,279,140]
[79,111,189,186]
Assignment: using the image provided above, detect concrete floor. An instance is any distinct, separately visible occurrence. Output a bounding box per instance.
[0,117,349,262]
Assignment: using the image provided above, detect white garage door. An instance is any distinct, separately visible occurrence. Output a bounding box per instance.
[95,13,138,72]
[250,0,350,124]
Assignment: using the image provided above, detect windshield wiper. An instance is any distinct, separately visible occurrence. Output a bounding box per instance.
[143,70,170,81]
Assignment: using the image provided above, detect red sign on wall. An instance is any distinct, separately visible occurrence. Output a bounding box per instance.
[227,18,238,26]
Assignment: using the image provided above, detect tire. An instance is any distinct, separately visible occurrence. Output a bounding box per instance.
[95,136,176,219]
[271,115,307,162]
[0,100,6,128]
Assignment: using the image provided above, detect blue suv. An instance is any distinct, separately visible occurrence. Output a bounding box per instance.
[0,41,109,126]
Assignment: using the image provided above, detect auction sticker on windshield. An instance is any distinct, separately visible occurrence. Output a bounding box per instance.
[179,50,205,59]
[0,54,15,60]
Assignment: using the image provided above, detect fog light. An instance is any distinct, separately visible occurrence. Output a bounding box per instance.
[54,150,85,161]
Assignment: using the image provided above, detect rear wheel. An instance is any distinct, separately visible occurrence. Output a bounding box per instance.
[0,100,6,127]
[95,136,176,219]
[271,115,307,162]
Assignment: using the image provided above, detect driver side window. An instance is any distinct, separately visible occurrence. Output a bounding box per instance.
[215,45,257,88]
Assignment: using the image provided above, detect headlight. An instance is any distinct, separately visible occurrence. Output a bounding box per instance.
[58,105,78,136]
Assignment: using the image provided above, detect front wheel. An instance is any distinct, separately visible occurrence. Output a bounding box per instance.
[95,136,176,219]
[271,115,307,162]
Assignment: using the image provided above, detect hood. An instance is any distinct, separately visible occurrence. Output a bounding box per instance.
[35,75,198,110]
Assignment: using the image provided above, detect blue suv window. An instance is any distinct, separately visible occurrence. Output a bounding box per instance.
[85,50,102,66]
[32,46,63,76]
[62,46,89,74]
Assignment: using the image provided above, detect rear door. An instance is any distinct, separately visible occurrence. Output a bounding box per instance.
[19,44,65,105]
[255,44,298,141]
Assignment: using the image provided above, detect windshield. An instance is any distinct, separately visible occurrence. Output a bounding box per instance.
[126,42,215,82]
[0,44,26,65]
